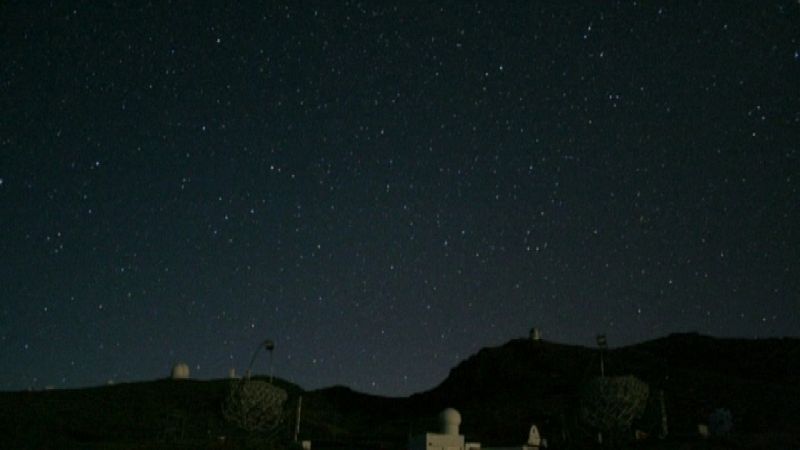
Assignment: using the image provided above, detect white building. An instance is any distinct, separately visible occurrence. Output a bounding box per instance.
[409,408,544,450]
[409,408,477,450]
[171,362,190,379]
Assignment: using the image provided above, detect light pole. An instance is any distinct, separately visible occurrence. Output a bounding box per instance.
[596,334,608,377]
[595,333,608,445]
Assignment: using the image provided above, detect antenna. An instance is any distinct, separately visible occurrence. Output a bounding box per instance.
[246,339,276,382]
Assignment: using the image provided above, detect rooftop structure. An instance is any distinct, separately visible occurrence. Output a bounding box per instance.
[171,362,190,379]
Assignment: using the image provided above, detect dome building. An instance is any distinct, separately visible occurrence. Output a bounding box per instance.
[171,362,190,379]
[407,408,545,450]
[409,408,480,450]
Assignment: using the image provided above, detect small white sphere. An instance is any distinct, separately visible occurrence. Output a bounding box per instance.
[171,362,190,379]
[439,407,461,435]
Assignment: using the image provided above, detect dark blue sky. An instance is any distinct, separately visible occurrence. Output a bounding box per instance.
[1,1,798,396]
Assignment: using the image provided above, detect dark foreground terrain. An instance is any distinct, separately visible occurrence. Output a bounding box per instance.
[1,333,798,449]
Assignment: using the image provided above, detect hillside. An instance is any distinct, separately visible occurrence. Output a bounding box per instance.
[410,333,800,446]
[1,333,798,449]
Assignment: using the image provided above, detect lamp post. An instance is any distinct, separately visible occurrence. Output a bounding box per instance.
[246,339,276,383]
[595,334,608,446]
[596,334,608,377]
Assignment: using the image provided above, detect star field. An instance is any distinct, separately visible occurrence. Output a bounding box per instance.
[1,1,798,396]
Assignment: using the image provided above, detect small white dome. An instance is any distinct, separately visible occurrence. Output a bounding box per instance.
[171,362,190,379]
[439,408,461,435]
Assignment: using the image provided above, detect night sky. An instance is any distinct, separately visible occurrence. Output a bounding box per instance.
[1,2,798,396]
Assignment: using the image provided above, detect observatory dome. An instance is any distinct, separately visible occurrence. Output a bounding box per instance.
[171,362,190,379]
[439,407,461,435]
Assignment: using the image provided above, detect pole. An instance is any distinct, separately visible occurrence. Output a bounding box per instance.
[659,390,668,438]
[294,396,303,443]
[596,334,607,377]
[600,352,605,377]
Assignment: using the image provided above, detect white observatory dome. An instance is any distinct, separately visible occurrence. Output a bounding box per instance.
[171,362,190,379]
[439,407,462,435]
